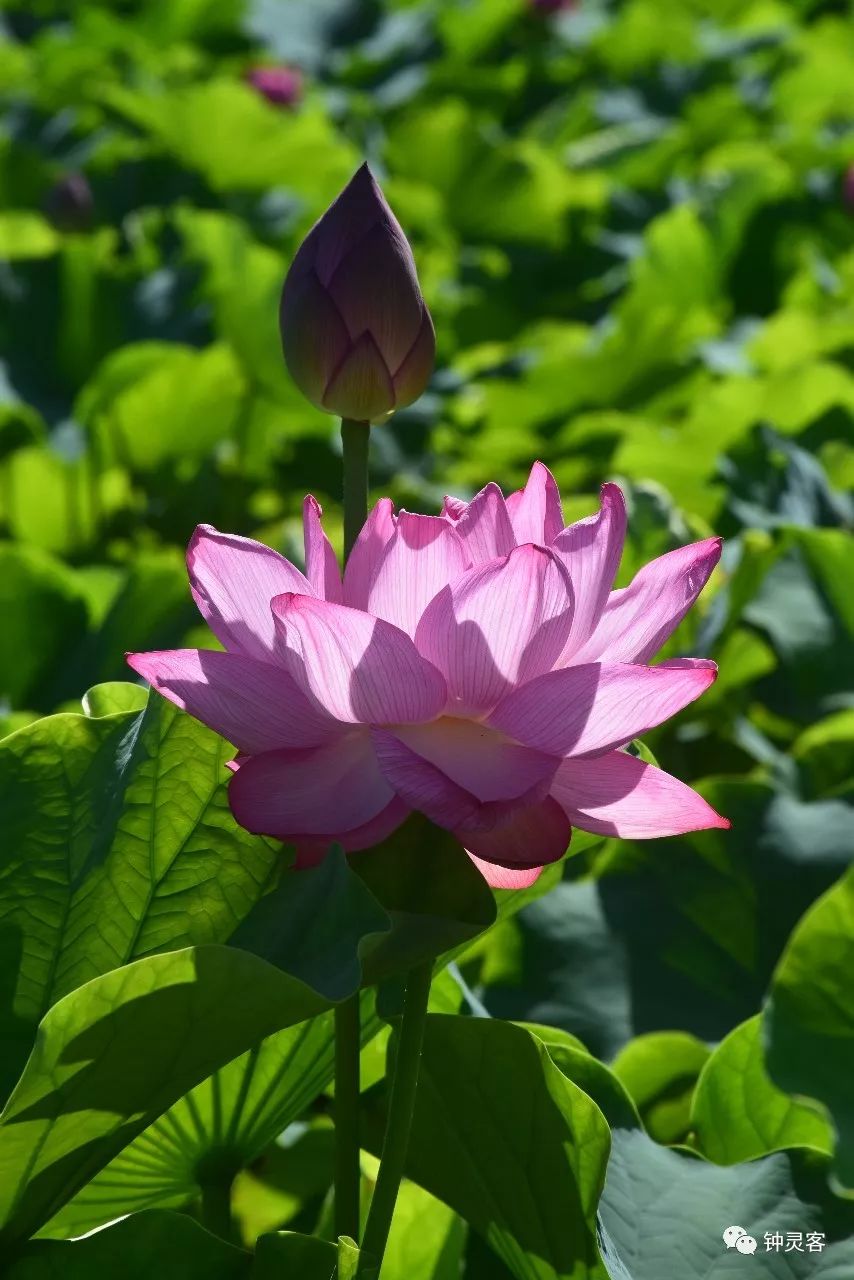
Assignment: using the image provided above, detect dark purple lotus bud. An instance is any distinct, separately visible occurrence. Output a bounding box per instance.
[44,172,94,232]
[844,163,854,214]
[246,65,303,109]
[530,0,577,12]
[279,164,436,421]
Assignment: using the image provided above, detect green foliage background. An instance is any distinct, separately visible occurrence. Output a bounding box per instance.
[0,0,853,1276]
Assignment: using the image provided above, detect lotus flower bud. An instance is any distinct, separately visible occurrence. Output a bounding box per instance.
[530,0,577,12]
[844,163,854,214]
[245,64,303,109]
[279,164,436,421]
[44,172,94,232]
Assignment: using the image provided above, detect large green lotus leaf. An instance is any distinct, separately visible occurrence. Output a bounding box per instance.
[0,945,327,1245]
[381,1177,466,1280]
[385,98,583,248]
[590,204,722,408]
[793,527,854,637]
[0,545,89,710]
[39,859,543,1241]
[692,1014,832,1165]
[87,343,245,472]
[483,779,852,1057]
[599,1131,854,1279]
[793,710,854,801]
[229,1121,337,1245]
[230,848,392,1002]
[102,80,357,201]
[234,815,496,990]
[519,1023,640,1136]
[5,1210,250,1279]
[742,527,854,721]
[369,1015,611,1280]
[250,1230,336,1278]
[82,681,149,717]
[251,1230,369,1278]
[0,213,59,260]
[719,426,853,534]
[611,1032,710,1145]
[252,1229,366,1279]
[0,693,280,1102]
[2,447,124,559]
[764,868,854,1189]
[38,1014,337,1240]
[172,209,324,416]
[351,815,498,982]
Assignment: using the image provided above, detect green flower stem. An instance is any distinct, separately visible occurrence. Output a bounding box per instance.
[199,1177,234,1242]
[341,418,370,559]
[334,996,363,1241]
[358,962,433,1275]
[335,417,371,1242]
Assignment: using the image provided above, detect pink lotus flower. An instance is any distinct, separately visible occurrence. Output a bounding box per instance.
[44,172,94,233]
[530,0,578,13]
[127,465,728,889]
[245,65,303,109]
[844,163,854,213]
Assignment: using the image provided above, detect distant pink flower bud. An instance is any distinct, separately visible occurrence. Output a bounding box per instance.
[843,163,854,213]
[245,64,303,109]
[128,466,729,889]
[530,0,577,13]
[44,172,93,232]
[279,164,436,422]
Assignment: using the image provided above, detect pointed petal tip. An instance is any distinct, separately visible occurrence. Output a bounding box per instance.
[188,522,218,545]
[600,480,627,506]
[467,855,546,890]
[187,524,209,564]
[269,590,300,617]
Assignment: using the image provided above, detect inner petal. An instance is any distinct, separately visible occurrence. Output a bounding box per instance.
[389,716,559,804]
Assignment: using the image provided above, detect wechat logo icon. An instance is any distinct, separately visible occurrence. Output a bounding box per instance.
[723,1226,757,1255]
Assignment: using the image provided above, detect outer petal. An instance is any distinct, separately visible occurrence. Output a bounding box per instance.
[343,498,396,610]
[272,594,446,724]
[229,731,394,838]
[367,513,469,636]
[450,482,516,565]
[572,537,722,665]
[188,524,313,663]
[303,496,342,603]
[461,797,570,871]
[372,728,545,833]
[311,164,404,288]
[322,330,396,420]
[489,659,717,758]
[441,495,467,522]
[415,544,574,716]
[279,267,350,408]
[550,750,730,837]
[327,220,425,373]
[382,719,558,803]
[505,462,564,546]
[126,648,336,754]
[292,796,410,867]
[466,856,544,890]
[392,308,436,409]
[552,483,627,662]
